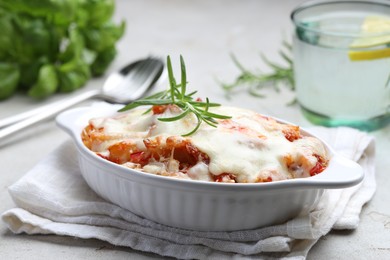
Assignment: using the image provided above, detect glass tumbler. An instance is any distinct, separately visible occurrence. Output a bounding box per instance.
[291,0,390,131]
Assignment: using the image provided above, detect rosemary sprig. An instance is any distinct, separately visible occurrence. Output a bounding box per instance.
[119,55,231,136]
[220,41,294,99]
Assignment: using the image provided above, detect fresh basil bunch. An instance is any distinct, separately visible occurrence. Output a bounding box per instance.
[0,0,125,100]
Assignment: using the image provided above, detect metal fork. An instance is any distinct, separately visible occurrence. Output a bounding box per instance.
[0,57,164,142]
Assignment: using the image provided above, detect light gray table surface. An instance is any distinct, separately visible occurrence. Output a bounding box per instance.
[1,0,389,259]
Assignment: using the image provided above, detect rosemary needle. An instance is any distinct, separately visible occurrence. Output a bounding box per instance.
[119,55,231,136]
[221,40,295,98]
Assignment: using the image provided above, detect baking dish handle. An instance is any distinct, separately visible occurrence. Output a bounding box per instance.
[56,104,121,139]
[310,154,364,188]
[56,107,90,139]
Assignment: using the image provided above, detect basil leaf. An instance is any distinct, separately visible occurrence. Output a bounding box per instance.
[82,0,115,27]
[0,63,20,100]
[83,21,125,52]
[0,0,123,100]
[90,45,117,76]
[28,64,58,99]
[58,59,90,92]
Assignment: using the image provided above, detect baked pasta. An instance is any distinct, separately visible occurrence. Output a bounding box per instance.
[82,105,329,183]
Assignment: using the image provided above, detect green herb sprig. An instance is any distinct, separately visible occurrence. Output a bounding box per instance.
[119,55,231,136]
[0,0,125,100]
[220,41,294,99]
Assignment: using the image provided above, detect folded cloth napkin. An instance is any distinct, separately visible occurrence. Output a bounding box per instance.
[2,126,375,260]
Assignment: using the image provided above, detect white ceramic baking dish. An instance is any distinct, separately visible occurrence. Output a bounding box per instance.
[56,104,364,231]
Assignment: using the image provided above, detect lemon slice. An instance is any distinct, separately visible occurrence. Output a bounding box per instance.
[349,16,390,61]
[349,48,390,61]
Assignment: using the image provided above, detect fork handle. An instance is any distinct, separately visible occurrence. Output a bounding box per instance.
[0,90,99,144]
[0,104,59,128]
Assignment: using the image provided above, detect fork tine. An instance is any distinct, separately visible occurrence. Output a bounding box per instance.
[129,58,164,99]
[104,56,164,103]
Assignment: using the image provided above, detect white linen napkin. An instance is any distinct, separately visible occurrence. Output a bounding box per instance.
[2,126,375,259]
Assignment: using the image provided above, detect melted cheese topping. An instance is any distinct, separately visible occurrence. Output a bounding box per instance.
[84,106,329,183]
